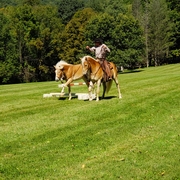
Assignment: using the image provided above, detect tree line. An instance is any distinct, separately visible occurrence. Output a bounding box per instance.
[0,0,179,84]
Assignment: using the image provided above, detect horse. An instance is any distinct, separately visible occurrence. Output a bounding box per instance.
[81,56,122,101]
[54,61,89,100]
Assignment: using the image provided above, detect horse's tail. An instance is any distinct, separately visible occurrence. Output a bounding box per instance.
[106,80,113,94]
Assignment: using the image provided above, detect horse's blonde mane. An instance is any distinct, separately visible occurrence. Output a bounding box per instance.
[82,55,98,62]
[55,60,69,67]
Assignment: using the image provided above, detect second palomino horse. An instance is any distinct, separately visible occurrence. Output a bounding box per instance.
[54,61,89,100]
[81,56,122,101]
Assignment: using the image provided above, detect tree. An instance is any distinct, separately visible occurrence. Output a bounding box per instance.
[22,0,41,6]
[132,0,174,66]
[84,13,144,68]
[30,5,64,81]
[0,11,20,84]
[8,4,38,82]
[148,0,173,66]
[1,4,64,83]
[166,0,180,61]
[105,0,130,17]
[84,0,107,12]
[132,0,150,67]
[60,8,96,63]
[57,0,84,24]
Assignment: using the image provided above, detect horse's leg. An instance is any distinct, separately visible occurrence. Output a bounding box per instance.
[61,86,65,94]
[68,84,72,100]
[113,76,122,99]
[88,81,93,101]
[63,78,73,100]
[102,82,106,99]
[93,83,97,97]
[96,80,101,101]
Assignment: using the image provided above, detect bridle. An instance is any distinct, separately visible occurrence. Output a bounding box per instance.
[57,68,65,82]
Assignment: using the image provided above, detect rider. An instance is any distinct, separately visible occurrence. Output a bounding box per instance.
[86,38,112,81]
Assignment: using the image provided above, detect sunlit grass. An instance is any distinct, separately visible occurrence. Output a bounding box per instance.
[0,64,180,179]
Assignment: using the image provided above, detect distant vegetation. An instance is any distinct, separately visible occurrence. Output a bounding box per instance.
[0,0,180,84]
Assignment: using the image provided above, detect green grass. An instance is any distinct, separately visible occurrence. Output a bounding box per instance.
[0,64,180,180]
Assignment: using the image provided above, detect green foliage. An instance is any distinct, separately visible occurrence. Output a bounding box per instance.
[0,4,64,84]
[148,0,173,66]
[132,0,174,66]
[84,0,107,12]
[22,0,41,6]
[105,0,131,16]
[0,0,18,7]
[0,0,180,84]
[60,8,96,63]
[57,0,84,24]
[0,59,20,83]
[167,0,180,59]
[29,5,64,80]
[167,0,180,12]
[111,14,144,67]
[85,13,144,67]
[85,13,114,43]
[0,10,19,83]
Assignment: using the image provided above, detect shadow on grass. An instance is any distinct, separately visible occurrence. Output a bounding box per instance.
[101,96,117,100]
[58,93,78,100]
[57,94,117,101]
[58,97,77,100]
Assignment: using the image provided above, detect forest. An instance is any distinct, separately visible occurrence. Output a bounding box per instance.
[0,0,179,84]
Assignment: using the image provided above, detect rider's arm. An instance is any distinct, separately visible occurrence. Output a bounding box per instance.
[86,46,96,52]
[102,44,110,53]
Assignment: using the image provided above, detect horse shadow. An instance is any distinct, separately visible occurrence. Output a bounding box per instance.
[83,95,116,101]
[57,94,116,101]
[100,96,117,100]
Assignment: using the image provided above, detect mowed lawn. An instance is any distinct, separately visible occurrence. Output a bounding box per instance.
[0,64,180,180]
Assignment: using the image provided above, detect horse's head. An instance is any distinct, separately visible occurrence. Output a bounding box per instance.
[54,67,63,82]
[81,56,90,75]
[54,60,68,81]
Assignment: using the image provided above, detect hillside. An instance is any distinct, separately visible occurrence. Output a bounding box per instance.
[0,64,180,179]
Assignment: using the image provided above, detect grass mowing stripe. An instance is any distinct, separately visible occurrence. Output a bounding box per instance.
[0,64,180,179]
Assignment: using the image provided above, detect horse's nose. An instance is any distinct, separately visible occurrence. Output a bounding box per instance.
[55,77,59,82]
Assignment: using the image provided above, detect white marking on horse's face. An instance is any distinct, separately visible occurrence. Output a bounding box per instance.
[54,68,63,81]
[81,56,89,75]
[55,69,59,81]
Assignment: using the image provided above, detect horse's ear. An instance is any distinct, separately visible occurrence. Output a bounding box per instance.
[54,65,56,69]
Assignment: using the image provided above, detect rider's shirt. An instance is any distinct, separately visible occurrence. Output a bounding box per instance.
[89,44,110,59]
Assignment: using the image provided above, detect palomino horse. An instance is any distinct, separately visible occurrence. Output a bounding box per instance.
[81,56,122,101]
[54,61,89,100]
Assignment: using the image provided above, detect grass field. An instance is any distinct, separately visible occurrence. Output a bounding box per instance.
[0,64,180,180]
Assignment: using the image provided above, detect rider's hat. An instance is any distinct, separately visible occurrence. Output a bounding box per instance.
[94,38,103,44]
